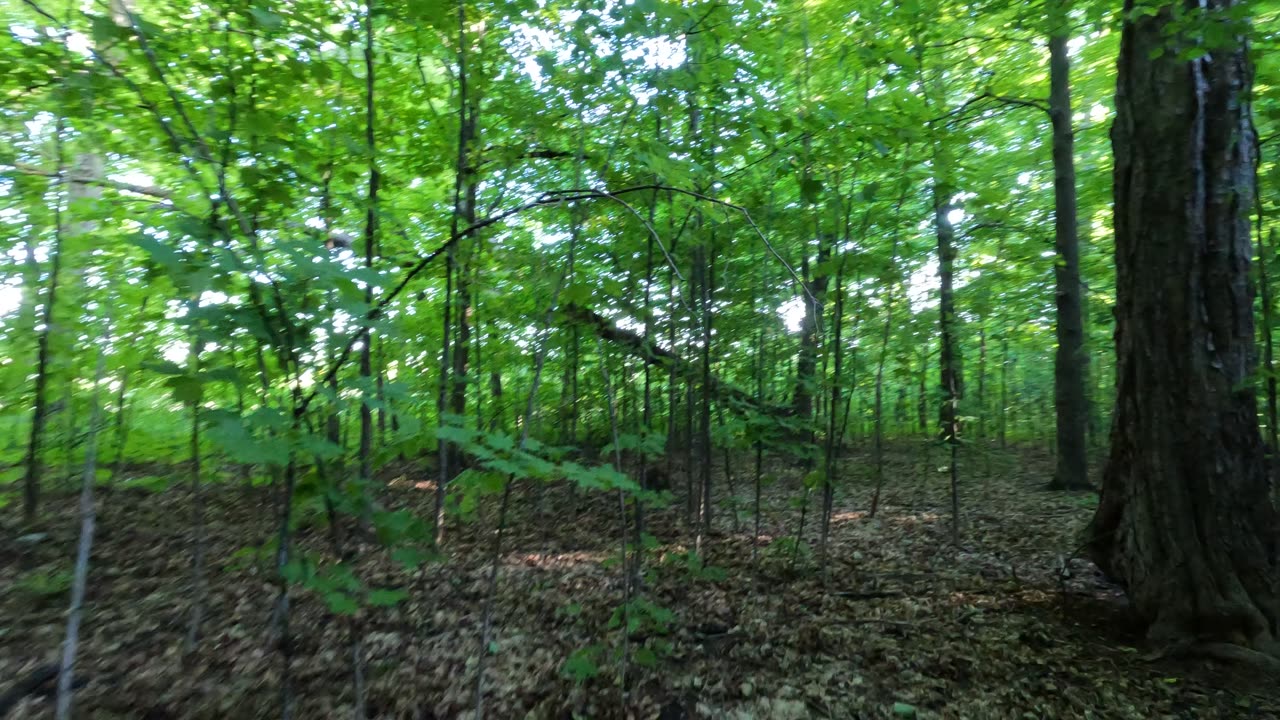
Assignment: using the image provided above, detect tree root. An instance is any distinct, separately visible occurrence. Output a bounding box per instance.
[1147,641,1280,674]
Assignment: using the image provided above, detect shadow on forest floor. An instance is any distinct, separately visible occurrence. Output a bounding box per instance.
[3,443,1278,719]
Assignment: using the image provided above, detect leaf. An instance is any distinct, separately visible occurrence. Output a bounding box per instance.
[324,592,360,615]
[893,702,917,717]
[561,647,600,682]
[633,646,658,667]
[392,546,432,570]
[142,360,186,376]
[165,375,203,405]
[367,588,408,607]
[799,176,823,204]
[249,7,284,30]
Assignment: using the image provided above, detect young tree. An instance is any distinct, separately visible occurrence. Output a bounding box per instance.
[1087,0,1280,654]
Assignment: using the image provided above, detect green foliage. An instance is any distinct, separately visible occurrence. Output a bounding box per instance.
[561,645,603,683]
[13,565,72,604]
[282,555,409,615]
[662,551,728,582]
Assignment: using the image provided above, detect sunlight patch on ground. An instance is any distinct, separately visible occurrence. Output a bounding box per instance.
[882,511,943,528]
[387,477,438,492]
[830,510,868,523]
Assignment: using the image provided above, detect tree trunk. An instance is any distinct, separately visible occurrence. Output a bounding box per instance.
[55,314,109,720]
[792,247,830,419]
[1047,11,1091,490]
[358,11,381,537]
[934,183,963,442]
[1087,0,1280,653]
[436,19,480,543]
[976,325,987,441]
[917,348,928,437]
[22,143,74,527]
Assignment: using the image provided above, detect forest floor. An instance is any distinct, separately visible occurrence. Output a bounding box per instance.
[3,443,1279,720]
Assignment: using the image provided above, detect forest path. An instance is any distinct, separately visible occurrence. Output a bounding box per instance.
[2,445,1275,719]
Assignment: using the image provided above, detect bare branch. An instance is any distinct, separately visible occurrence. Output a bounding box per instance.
[301,183,817,416]
[4,162,173,199]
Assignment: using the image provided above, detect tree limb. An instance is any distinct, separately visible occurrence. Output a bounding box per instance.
[3,162,173,199]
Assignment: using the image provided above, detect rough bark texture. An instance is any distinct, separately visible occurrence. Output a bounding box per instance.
[1088,0,1280,653]
[1047,21,1091,491]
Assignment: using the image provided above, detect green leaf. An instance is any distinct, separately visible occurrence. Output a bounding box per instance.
[561,647,601,682]
[799,176,823,204]
[142,360,186,376]
[392,546,433,570]
[892,702,917,717]
[367,588,408,607]
[165,375,203,405]
[249,7,284,30]
[324,592,360,615]
[633,646,658,667]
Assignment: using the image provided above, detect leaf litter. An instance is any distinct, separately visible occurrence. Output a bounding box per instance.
[2,444,1277,719]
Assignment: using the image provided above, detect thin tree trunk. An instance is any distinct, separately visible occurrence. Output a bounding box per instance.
[976,325,987,442]
[752,323,765,565]
[54,317,109,720]
[434,255,453,544]
[108,295,149,484]
[596,339,632,707]
[438,6,480,543]
[999,336,1009,449]
[1255,157,1277,455]
[916,348,928,437]
[472,217,580,720]
[819,260,845,573]
[1262,228,1279,455]
[183,329,206,655]
[22,123,70,528]
[357,1,380,539]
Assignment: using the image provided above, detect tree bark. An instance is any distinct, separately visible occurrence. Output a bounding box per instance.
[1087,0,1280,653]
[1047,9,1091,490]
[933,184,963,442]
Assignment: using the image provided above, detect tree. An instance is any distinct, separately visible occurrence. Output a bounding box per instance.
[1087,0,1280,654]
[1046,0,1090,491]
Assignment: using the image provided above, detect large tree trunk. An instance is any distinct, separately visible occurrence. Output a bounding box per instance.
[1047,8,1090,491]
[1087,0,1280,653]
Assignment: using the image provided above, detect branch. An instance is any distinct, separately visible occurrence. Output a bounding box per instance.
[929,91,1049,125]
[301,183,818,416]
[479,145,590,162]
[984,92,1050,114]
[3,162,173,199]
[926,34,1039,49]
[560,302,792,418]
